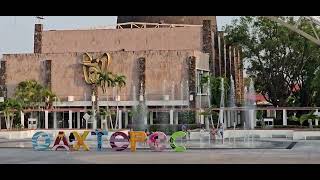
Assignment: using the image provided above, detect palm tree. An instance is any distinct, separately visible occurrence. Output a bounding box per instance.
[41,88,57,110]
[96,71,115,94]
[113,74,126,129]
[95,71,115,129]
[0,98,22,130]
[114,74,127,94]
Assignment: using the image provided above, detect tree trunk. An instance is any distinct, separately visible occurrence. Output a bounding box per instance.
[4,116,8,130]
[4,115,13,130]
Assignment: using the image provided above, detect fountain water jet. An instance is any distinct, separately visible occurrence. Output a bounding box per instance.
[218,78,225,127]
[228,75,236,128]
[246,79,256,130]
[132,84,148,131]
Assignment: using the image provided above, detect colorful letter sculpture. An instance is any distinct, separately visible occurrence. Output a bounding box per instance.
[32,131,51,151]
[148,132,167,152]
[52,131,70,151]
[110,132,130,151]
[169,131,187,152]
[91,130,108,151]
[129,131,147,152]
[73,131,90,151]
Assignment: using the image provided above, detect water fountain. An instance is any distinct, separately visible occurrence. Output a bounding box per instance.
[228,75,236,141]
[132,85,148,131]
[159,80,169,125]
[247,79,256,130]
[218,78,225,127]
[171,82,175,125]
[218,78,225,144]
[131,86,137,128]
[206,79,214,128]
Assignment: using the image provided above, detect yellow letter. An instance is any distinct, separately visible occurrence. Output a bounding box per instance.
[129,131,147,152]
[73,131,90,151]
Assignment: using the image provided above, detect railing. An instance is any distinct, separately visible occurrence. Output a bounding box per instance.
[64,22,202,31]
[56,93,188,102]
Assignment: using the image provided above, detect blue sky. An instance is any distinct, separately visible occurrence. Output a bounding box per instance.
[0,16,238,56]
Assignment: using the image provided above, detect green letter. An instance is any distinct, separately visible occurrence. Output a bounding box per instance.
[169,131,186,152]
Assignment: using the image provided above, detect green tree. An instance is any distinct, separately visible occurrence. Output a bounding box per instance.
[289,112,319,127]
[14,80,56,128]
[201,75,229,107]
[42,87,57,109]
[15,80,56,109]
[97,71,115,94]
[15,80,42,110]
[224,16,320,107]
[311,69,320,106]
[113,74,126,129]
[95,71,126,129]
[0,98,22,130]
[113,74,126,95]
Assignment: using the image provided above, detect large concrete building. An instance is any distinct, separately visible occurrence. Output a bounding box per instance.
[0,16,244,130]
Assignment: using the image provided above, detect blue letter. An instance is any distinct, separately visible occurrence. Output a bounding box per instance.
[32,131,51,151]
[91,129,108,151]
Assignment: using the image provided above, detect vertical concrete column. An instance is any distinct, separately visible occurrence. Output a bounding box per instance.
[45,111,48,129]
[218,32,225,76]
[118,110,122,129]
[0,61,7,111]
[125,111,129,128]
[34,24,43,53]
[77,111,80,129]
[200,112,204,125]
[283,109,287,126]
[149,111,153,125]
[20,111,24,128]
[174,111,179,125]
[202,20,214,74]
[227,111,231,127]
[68,110,72,129]
[138,57,146,100]
[144,113,148,125]
[170,109,174,125]
[53,112,57,129]
[188,56,197,122]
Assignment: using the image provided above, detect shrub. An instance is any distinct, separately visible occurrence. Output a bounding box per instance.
[147,124,199,135]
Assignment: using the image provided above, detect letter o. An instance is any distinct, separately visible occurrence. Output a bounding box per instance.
[148,132,167,152]
[32,132,51,151]
[110,132,129,151]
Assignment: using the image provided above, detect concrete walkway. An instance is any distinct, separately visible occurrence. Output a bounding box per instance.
[0,140,320,164]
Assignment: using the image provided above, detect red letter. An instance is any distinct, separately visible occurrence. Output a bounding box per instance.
[52,131,70,151]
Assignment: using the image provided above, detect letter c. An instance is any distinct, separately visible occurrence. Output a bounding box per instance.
[169,131,187,152]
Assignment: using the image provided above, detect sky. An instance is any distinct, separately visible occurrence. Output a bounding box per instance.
[0,16,238,57]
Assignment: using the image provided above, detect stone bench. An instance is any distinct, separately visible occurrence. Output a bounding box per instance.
[272,135,287,138]
[305,136,320,140]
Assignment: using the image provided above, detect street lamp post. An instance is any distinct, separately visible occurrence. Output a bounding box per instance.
[92,94,97,130]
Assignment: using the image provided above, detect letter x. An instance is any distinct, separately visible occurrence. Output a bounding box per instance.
[73,131,90,151]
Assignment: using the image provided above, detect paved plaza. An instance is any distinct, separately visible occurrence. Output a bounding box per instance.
[0,139,320,164]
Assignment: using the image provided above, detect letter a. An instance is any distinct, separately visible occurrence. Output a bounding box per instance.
[52,131,70,151]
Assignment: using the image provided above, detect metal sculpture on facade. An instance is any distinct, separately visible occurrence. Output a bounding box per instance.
[82,53,111,84]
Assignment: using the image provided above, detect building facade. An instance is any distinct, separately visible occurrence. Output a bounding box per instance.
[0,16,244,130]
